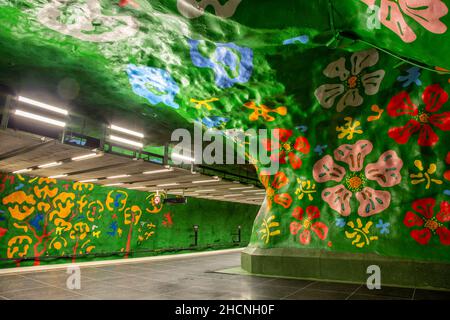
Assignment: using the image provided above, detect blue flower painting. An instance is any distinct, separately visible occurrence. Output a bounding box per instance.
[202,116,229,128]
[188,39,253,89]
[126,64,179,109]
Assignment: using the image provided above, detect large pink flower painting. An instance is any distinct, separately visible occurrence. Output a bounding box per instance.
[361,0,448,43]
[313,140,403,217]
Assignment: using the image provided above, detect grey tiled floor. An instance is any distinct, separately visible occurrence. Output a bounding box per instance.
[0,251,449,300]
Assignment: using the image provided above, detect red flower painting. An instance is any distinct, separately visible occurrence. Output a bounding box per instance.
[290,206,328,245]
[262,129,310,169]
[260,171,292,209]
[387,84,450,147]
[403,198,450,245]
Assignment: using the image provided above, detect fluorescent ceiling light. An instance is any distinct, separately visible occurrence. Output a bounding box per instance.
[248,197,265,200]
[71,153,102,161]
[143,168,173,175]
[106,174,130,179]
[15,109,66,127]
[197,189,216,192]
[79,179,98,183]
[171,153,195,163]
[201,195,213,198]
[223,194,243,197]
[192,177,220,184]
[128,186,146,190]
[254,192,266,195]
[49,174,67,179]
[243,189,263,193]
[104,183,124,187]
[229,186,254,190]
[110,124,144,138]
[109,135,143,148]
[17,96,68,115]
[38,161,62,169]
[13,168,32,174]
[157,183,179,187]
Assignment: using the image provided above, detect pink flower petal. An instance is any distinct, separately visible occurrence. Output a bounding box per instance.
[322,184,352,216]
[380,0,417,43]
[334,140,373,172]
[365,150,403,187]
[313,155,346,183]
[399,0,448,35]
[356,187,391,217]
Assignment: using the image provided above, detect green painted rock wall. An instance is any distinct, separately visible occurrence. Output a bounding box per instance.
[0,173,258,268]
[0,1,450,267]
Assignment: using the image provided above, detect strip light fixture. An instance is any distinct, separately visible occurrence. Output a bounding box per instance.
[17,96,68,115]
[196,189,216,193]
[128,186,146,190]
[79,179,98,183]
[13,168,32,174]
[109,135,143,148]
[143,168,174,175]
[171,153,195,163]
[223,194,243,198]
[110,124,144,138]
[229,186,254,190]
[71,153,102,161]
[157,182,179,187]
[49,174,67,179]
[192,177,220,184]
[104,183,124,187]
[243,189,264,193]
[14,109,66,127]
[106,174,130,179]
[38,161,62,169]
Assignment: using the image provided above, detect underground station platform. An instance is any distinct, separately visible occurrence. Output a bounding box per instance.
[0,0,450,314]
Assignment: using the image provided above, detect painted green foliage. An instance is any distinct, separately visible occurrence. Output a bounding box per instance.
[0,173,257,268]
[0,0,450,264]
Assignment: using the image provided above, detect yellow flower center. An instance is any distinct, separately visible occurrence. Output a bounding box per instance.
[425,219,439,231]
[303,219,311,229]
[347,76,358,89]
[283,143,291,151]
[419,113,429,123]
[347,176,362,189]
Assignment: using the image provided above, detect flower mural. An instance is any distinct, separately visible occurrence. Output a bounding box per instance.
[262,129,310,170]
[360,0,448,43]
[345,218,378,248]
[37,0,139,42]
[387,84,450,147]
[313,140,403,217]
[188,39,253,89]
[259,171,292,209]
[290,206,328,245]
[403,198,450,245]
[314,49,385,112]
[126,64,180,109]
